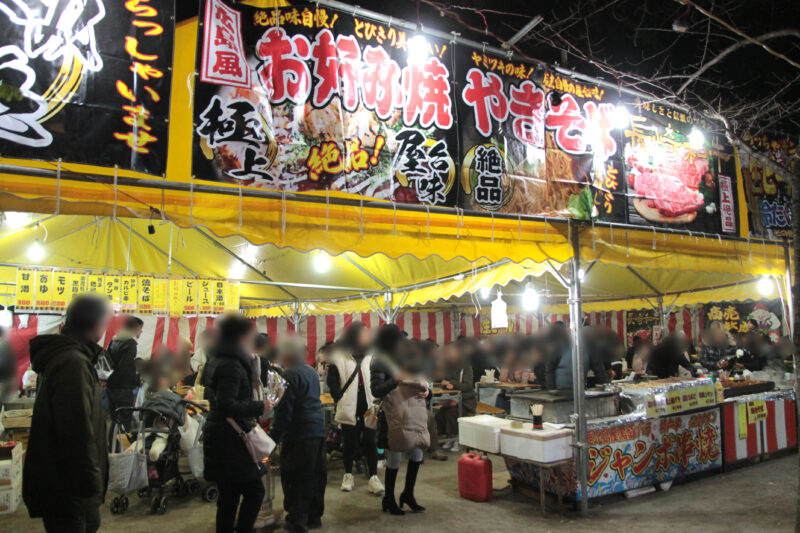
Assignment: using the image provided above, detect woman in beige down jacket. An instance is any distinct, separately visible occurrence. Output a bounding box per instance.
[370,334,430,516]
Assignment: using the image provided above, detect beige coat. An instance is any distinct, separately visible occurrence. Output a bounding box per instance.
[382,380,430,452]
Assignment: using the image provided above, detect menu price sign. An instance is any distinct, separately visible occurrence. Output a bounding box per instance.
[15,268,35,310]
[35,269,53,310]
[52,271,70,311]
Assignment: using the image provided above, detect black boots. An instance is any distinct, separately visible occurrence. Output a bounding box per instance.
[399,460,425,512]
[382,467,405,515]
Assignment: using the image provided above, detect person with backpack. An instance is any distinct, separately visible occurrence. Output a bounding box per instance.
[106,316,143,432]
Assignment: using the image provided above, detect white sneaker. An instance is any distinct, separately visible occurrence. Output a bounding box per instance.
[341,473,354,492]
[450,443,461,453]
[441,441,453,450]
[368,475,385,495]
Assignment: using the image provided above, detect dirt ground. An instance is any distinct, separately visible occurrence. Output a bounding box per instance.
[3,452,797,532]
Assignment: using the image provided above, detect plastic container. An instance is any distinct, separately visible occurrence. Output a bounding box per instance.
[457,453,493,502]
[457,415,512,453]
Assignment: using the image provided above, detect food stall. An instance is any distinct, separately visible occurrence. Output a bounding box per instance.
[0,0,795,518]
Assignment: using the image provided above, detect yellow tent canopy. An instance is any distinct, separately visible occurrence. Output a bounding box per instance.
[0,212,789,320]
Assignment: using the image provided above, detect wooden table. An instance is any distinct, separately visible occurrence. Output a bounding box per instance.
[475,402,506,416]
[320,393,334,406]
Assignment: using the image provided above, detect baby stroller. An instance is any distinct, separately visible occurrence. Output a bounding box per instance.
[109,394,216,515]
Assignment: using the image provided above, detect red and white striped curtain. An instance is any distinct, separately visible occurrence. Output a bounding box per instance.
[7,307,708,384]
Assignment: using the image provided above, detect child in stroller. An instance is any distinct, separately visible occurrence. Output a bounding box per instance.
[109,390,217,515]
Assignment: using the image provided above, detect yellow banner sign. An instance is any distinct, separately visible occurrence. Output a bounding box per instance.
[35,269,53,310]
[183,279,197,315]
[120,275,137,311]
[213,280,226,313]
[198,279,213,315]
[168,278,184,316]
[104,275,121,308]
[52,271,70,311]
[225,281,240,311]
[138,276,154,314]
[69,271,87,301]
[15,268,35,310]
[152,277,169,315]
[87,273,104,294]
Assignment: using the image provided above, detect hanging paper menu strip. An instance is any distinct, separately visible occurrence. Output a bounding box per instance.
[225,282,240,312]
[51,271,70,311]
[35,269,53,310]
[104,275,121,310]
[87,273,104,295]
[138,275,154,314]
[120,275,138,311]
[152,277,169,315]
[15,268,35,310]
[183,278,198,315]
[69,271,87,301]
[213,280,226,313]
[169,278,184,316]
[199,279,214,315]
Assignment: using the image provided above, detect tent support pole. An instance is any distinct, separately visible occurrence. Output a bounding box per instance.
[657,296,666,336]
[784,244,794,337]
[568,228,589,515]
[167,224,173,275]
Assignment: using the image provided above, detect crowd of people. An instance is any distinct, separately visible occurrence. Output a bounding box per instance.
[2,292,794,533]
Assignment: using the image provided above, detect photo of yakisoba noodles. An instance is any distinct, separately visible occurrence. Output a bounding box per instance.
[500,133,582,217]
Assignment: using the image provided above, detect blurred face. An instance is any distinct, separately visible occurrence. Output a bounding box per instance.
[241,328,257,354]
[88,306,112,343]
[357,326,372,350]
[444,343,459,365]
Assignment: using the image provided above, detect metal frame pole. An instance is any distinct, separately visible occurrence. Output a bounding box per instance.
[568,227,589,515]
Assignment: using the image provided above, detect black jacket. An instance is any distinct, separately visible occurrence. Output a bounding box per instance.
[106,335,138,390]
[202,343,265,483]
[23,330,109,517]
[269,364,325,443]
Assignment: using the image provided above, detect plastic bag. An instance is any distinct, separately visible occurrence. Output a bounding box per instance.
[264,370,287,404]
[187,418,205,480]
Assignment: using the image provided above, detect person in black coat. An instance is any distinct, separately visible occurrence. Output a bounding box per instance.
[269,337,327,532]
[648,333,695,378]
[106,315,143,433]
[23,294,111,533]
[202,314,268,533]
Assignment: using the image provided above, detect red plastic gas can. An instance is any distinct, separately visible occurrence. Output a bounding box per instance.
[458,453,492,502]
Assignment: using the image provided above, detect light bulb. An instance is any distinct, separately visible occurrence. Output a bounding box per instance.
[0,309,12,329]
[27,242,44,262]
[407,34,429,65]
[612,106,629,130]
[454,273,465,281]
[313,251,330,273]
[2,211,30,230]
[578,268,586,282]
[689,128,705,150]
[480,287,491,299]
[522,288,539,310]
[228,261,246,280]
[757,276,774,296]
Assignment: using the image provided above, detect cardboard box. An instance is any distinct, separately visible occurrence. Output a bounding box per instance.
[0,442,23,487]
[0,480,22,514]
[1,409,32,430]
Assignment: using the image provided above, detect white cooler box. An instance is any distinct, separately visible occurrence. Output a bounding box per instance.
[458,415,512,453]
[500,424,574,463]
